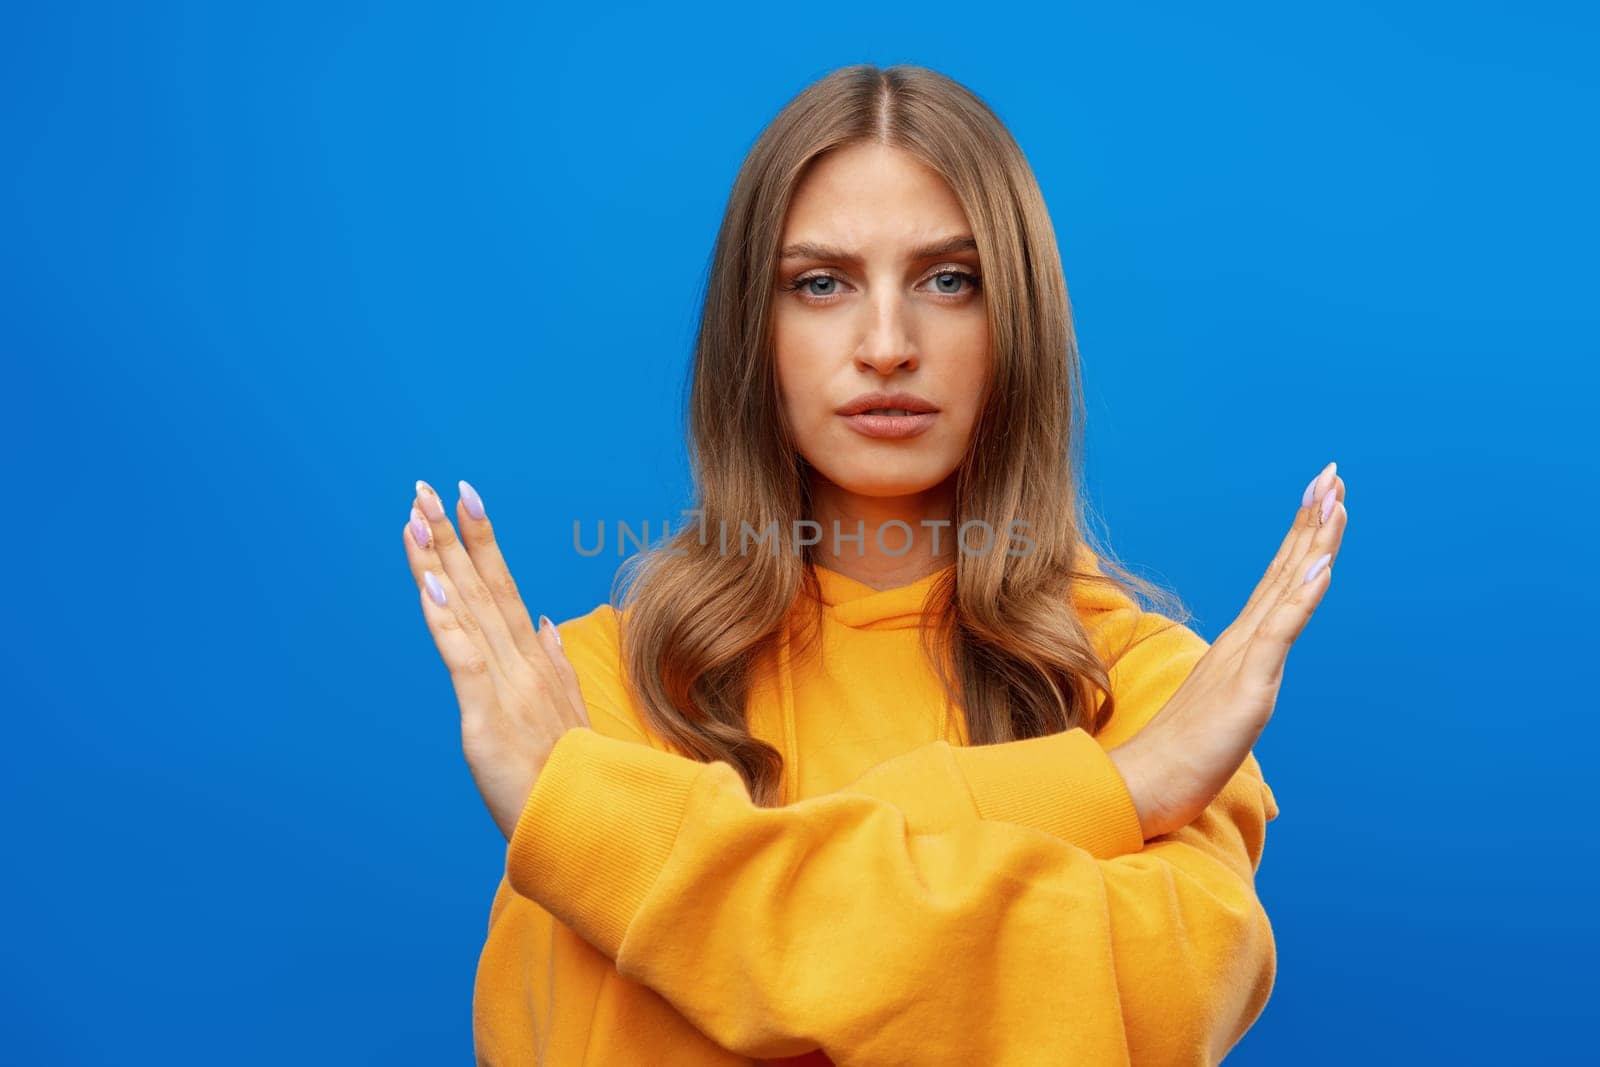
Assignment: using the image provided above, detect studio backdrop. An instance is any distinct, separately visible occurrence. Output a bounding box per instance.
[4,2,1595,1064]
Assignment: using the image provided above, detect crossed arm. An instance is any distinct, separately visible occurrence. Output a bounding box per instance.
[509,604,1279,1066]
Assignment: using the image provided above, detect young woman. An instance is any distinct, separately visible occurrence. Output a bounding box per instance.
[401,64,1346,1066]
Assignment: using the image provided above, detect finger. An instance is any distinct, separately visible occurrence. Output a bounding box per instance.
[406,495,563,704]
[411,557,505,736]
[1228,498,1345,676]
[452,480,547,664]
[1262,493,1347,624]
[1234,466,1344,636]
[412,479,525,673]
[1267,466,1342,595]
[1272,472,1345,598]
[404,516,496,665]
[1239,545,1336,692]
[536,615,593,730]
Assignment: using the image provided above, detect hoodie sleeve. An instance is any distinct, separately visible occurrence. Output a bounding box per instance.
[511,609,1280,1066]
[833,724,1149,856]
[833,606,1279,851]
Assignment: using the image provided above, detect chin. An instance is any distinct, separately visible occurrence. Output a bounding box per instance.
[820,462,954,499]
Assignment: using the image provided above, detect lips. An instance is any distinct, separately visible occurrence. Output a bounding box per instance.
[835,391,940,416]
[839,410,939,440]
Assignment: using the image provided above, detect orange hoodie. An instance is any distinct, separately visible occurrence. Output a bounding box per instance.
[473,555,1280,1066]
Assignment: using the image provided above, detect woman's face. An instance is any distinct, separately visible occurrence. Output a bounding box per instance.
[773,143,991,507]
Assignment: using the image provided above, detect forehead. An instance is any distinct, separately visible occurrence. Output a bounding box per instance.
[782,143,971,246]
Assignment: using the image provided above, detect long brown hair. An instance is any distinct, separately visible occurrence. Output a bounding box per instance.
[610,63,1189,806]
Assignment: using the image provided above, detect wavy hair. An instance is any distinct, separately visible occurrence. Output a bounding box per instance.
[609,63,1189,807]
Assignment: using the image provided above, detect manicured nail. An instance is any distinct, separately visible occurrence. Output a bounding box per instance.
[1302,552,1332,585]
[409,506,432,548]
[1303,461,1336,508]
[415,480,447,522]
[424,570,448,606]
[459,479,486,520]
[539,614,562,649]
[1318,486,1337,525]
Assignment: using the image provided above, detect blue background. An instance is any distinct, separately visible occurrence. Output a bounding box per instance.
[5,2,1595,1062]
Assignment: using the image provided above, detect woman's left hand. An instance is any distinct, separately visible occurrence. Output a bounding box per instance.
[401,479,592,842]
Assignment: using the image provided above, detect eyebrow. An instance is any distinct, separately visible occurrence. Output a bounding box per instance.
[777,234,979,264]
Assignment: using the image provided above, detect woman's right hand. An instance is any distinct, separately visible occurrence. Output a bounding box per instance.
[1109,462,1348,841]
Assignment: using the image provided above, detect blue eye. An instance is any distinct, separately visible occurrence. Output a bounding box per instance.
[929,270,979,295]
[781,267,982,303]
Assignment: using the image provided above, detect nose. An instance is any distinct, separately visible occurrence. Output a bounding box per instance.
[854,291,919,375]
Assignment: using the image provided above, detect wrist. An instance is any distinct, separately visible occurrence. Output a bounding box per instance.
[1107,740,1156,841]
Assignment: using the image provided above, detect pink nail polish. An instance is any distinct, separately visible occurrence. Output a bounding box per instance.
[459,479,486,520]
[1303,461,1337,508]
[415,480,447,522]
[1319,487,1337,525]
[1302,552,1332,585]
[424,570,448,606]
[409,506,432,548]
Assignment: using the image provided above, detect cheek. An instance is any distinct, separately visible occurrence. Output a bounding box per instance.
[772,343,802,423]
[943,331,992,433]
[772,316,833,416]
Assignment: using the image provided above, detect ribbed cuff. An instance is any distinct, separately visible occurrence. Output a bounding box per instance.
[949,728,1146,859]
[506,728,704,959]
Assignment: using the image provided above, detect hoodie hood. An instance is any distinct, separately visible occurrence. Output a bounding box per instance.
[798,547,1135,632]
[805,562,957,631]
[774,563,953,803]
[771,548,1139,802]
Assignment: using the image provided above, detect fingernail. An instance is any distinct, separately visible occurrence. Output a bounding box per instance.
[424,570,448,606]
[459,479,486,520]
[409,506,432,548]
[539,614,563,649]
[1303,461,1336,508]
[1318,486,1337,525]
[1318,461,1338,496]
[416,480,447,522]
[1302,552,1332,585]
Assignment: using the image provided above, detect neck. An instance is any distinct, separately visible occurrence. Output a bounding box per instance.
[807,475,958,591]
